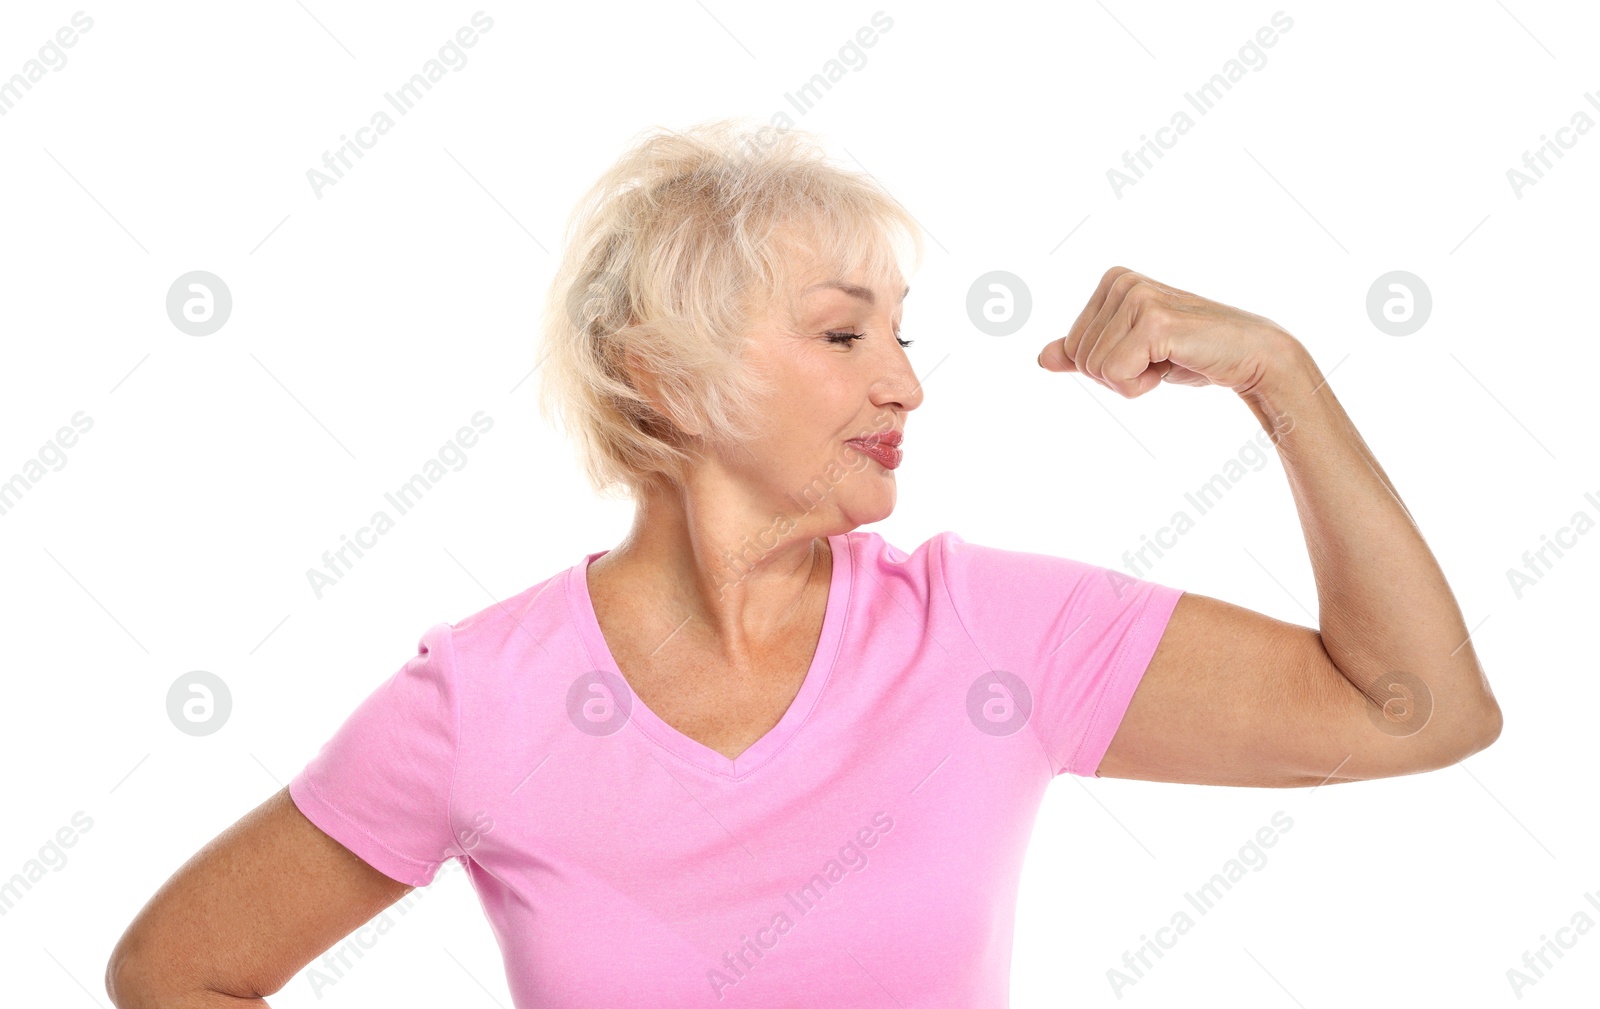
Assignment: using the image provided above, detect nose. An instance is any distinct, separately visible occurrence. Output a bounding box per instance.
[872,342,925,414]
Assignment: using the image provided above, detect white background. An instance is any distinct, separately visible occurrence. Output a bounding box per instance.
[1,1,1596,1006]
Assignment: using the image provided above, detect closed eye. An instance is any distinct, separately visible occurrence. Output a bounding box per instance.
[826,331,915,348]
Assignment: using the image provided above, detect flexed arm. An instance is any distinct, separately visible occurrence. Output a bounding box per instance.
[1037,267,1501,786]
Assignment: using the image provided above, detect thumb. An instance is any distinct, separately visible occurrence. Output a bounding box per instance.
[1037,338,1077,372]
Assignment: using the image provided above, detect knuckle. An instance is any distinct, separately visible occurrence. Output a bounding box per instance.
[1126,280,1159,305]
[1106,349,1138,386]
[1087,351,1110,381]
[1140,303,1172,334]
[1110,270,1143,295]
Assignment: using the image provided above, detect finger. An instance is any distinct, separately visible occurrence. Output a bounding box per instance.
[1037,338,1078,372]
[1104,362,1169,399]
[1079,294,1139,393]
[1130,358,1173,396]
[1062,266,1136,365]
[1068,268,1145,375]
[1144,275,1202,302]
[1089,286,1174,398]
[1079,274,1147,381]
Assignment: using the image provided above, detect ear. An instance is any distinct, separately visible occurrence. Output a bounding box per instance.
[623,348,703,439]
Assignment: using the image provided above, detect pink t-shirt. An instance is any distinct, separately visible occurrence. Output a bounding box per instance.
[289,529,1184,1006]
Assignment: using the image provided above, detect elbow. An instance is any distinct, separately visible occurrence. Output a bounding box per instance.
[105,956,139,1009]
[1468,698,1504,756]
[1386,698,1504,779]
[104,933,135,1007]
[105,934,182,1009]
[106,936,272,1008]
[1330,693,1504,784]
[105,938,155,1009]
[1429,698,1503,771]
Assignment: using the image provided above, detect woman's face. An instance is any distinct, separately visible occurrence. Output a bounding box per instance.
[707,255,923,536]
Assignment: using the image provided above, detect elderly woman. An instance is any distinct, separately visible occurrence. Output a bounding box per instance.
[108,120,1501,1007]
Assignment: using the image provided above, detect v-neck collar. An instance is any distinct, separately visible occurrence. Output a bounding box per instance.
[565,533,852,778]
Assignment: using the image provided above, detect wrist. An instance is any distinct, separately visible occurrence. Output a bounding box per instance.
[1237,329,1317,440]
[1237,328,1315,401]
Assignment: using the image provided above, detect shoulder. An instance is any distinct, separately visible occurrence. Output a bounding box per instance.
[840,528,1015,605]
[839,527,958,580]
[895,529,1163,616]
[846,527,1087,577]
[437,561,585,678]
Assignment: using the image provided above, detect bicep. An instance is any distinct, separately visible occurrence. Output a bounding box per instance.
[108,787,415,1002]
[1095,592,1435,787]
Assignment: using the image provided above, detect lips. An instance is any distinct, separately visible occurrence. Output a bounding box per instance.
[846,430,903,470]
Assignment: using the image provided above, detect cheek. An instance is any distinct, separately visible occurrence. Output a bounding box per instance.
[752,345,864,452]
[768,369,849,427]
[754,395,847,477]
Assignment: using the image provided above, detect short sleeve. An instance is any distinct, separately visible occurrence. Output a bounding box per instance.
[938,532,1184,778]
[288,622,462,886]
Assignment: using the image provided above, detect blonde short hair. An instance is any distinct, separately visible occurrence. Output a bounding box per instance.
[536,117,924,502]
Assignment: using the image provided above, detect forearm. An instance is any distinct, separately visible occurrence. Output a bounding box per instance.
[1238,333,1501,754]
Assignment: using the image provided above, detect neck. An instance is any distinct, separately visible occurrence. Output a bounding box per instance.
[593,480,836,644]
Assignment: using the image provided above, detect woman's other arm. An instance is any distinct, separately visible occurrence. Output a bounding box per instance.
[106,787,415,1006]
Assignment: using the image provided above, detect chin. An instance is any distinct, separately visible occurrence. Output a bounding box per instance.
[835,483,897,528]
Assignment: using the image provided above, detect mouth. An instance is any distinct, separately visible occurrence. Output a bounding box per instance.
[845,430,903,470]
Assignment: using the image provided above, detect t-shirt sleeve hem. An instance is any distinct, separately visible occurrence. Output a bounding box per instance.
[288,772,442,888]
[1063,585,1186,778]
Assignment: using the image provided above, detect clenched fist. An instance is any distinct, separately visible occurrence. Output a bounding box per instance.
[1037,267,1296,400]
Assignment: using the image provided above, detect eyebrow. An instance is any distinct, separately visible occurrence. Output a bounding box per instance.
[804,281,911,305]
